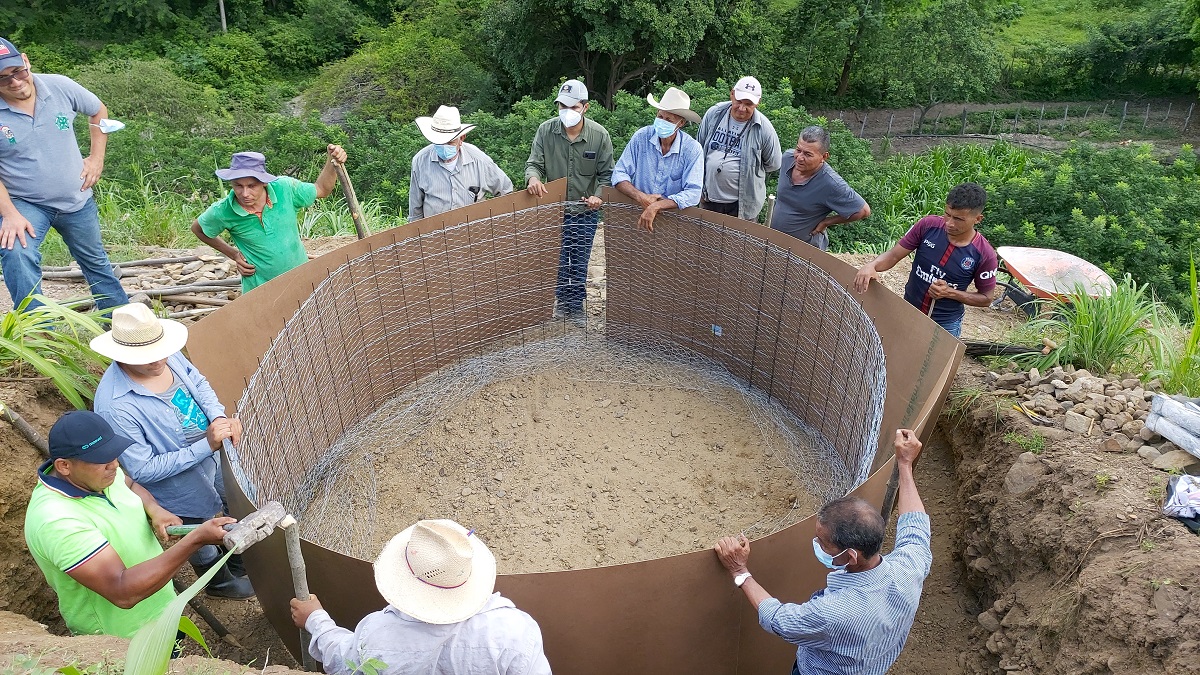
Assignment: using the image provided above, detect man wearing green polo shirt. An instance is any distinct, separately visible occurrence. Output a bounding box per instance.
[526,79,614,320]
[190,145,347,293]
[24,410,235,638]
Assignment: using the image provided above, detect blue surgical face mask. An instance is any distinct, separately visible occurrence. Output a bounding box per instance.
[559,108,582,128]
[435,144,458,161]
[812,537,848,570]
[653,117,679,139]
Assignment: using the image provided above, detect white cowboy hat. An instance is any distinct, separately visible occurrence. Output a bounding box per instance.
[374,519,497,625]
[646,87,701,125]
[415,106,476,145]
[89,303,187,365]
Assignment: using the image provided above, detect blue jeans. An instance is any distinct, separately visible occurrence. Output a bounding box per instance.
[0,197,128,310]
[555,209,600,312]
[936,314,963,338]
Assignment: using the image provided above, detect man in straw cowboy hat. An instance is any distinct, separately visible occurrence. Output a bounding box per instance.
[91,303,253,599]
[290,519,551,674]
[409,105,513,222]
[25,409,238,637]
[190,144,348,294]
[612,86,703,232]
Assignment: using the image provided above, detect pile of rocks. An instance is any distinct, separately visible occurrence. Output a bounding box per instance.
[988,365,1200,474]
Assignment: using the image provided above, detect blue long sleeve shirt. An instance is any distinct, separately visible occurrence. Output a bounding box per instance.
[611,125,703,210]
[93,352,227,519]
[757,511,933,675]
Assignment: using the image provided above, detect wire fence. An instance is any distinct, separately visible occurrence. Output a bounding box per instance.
[228,203,887,559]
[831,100,1197,140]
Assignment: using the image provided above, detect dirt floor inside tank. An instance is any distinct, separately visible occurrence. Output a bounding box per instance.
[308,356,828,572]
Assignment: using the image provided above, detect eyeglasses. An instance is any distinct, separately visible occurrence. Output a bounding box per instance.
[0,67,31,86]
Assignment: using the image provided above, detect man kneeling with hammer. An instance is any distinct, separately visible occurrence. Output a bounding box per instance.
[289,519,552,674]
[24,411,236,638]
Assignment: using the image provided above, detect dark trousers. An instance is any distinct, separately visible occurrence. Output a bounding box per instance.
[700,199,739,216]
[555,210,601,312]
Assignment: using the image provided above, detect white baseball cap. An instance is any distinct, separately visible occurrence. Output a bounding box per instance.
[555,79,588,107]
[732,76,762,104]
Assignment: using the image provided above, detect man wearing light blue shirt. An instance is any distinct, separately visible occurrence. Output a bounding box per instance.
[715,429,933,675]
[612,86,703,232]
[92,303,252,599]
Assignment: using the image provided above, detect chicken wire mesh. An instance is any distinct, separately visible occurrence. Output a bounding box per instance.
[229,201,886,559]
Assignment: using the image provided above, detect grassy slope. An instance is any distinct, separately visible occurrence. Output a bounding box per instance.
[999,0,1153,48]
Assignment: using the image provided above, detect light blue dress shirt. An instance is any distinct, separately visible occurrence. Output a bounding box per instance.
[611,125,703,210]
[94,352,227,519]
[757,511,933,675]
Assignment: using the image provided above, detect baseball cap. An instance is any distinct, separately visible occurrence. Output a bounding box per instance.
[0,38,24,71]
[732,76,762,104]
[555,79,588,107]
[48,411,134,464]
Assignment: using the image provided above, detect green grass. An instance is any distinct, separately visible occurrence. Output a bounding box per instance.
[999,0,1152,49]
[0,296,109,409]
[1004,430,1047,454]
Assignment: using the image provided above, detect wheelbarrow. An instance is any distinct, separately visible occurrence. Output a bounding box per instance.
[989,246,1116,318]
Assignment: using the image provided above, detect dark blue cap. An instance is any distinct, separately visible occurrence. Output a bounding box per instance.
[0,38,24,71]
[48,411,133,464]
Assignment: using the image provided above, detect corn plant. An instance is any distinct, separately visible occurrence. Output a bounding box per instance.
[1016,275,1158,375]
[0,296,110,409]
[122,551,229,675]
[1149,256,1200,395]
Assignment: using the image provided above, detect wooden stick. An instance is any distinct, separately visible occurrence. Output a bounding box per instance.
[167,307,219,319]
[333,162,369,240]
[282,517,319,671]
[160,294,231,307]
[173,579,242,648]
[126,283,239,298]
[0,400,49,457]
[41,255,203,273]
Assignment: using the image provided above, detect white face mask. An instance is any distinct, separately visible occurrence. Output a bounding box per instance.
[558,108,582,128]
[90,118,126,134]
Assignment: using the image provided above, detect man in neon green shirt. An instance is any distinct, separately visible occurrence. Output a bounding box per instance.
[24,410,235,638]
[190,145,348,293]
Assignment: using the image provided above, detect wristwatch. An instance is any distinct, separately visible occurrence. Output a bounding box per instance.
[734,571,752,587]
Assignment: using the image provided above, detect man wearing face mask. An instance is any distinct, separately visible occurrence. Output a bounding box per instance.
[696,76,782,221]
[714,429,932,675]
[611,86,703,232]
[525,79,614,320]
[409,105,513,222]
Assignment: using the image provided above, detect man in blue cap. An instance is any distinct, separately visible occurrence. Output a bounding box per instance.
[190,144,348,294]
[0,36,128,311]
[24,410,237,638]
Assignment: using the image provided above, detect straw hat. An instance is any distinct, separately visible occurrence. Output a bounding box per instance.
[646,87,701,125]
[89,303,187,365]
[373,519,496,625]
[415,106,476,145]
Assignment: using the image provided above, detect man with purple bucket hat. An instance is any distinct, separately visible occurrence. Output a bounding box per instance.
[190,144,347,294]
[0,36,128,311]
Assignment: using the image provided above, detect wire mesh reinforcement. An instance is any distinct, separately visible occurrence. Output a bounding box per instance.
[231,202,886,559]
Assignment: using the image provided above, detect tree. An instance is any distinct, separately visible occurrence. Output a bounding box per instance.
[484,0,717,108]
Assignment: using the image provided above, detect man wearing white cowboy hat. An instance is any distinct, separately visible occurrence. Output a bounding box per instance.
[91,303,253,599]
[409,105,513,222]
[290,519,551,674]
[612,86,704,232]
[190,144,348,294]
[696,76,782,222]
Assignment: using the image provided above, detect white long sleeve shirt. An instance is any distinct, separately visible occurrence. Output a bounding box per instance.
[306,593,552,675]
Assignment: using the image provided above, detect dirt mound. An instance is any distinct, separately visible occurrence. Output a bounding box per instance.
[945,361,1200,674]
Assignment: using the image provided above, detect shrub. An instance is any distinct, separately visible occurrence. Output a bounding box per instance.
[0,296,108,409]
[74,58,223,123]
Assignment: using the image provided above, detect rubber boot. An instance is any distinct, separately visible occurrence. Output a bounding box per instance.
[190,545,255,599]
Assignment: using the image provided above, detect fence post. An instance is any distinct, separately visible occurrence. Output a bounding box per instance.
[1118,101,1128,132]
[887,114,894,137]
[1036,104,1045,134]
[1185,103,1195,133]
[933,112,942,135]
[1061,105,1069,130]
[1013,106,1021,133]
[911,110,917,134]
[961,108,968,134]
[1141,103,1150,131]
[988,110,995,135]
[1082,106,1091,124]
[859,114,868,137]
[1164,102,1172,122]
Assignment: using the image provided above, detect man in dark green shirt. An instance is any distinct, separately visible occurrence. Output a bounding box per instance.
[525,80,614,320]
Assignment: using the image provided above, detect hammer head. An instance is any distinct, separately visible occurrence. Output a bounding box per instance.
[224,501,287,554]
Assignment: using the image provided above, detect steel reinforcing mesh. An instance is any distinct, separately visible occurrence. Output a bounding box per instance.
[231,202,886,558]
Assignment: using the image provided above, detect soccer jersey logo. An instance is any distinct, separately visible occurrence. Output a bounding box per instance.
[960,256,975,270]
[55,114,70,130]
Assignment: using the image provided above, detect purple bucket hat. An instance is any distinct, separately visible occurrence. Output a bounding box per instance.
[214,152,278,183]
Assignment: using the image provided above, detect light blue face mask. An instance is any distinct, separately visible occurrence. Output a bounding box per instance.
[435,144,458,161]
[812,537,849,570]
[653,117,678,139]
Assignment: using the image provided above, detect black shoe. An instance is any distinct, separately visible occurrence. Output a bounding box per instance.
[204,565,255,600]
[226,553,247,578]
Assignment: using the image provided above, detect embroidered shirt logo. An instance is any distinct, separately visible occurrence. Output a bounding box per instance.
[0,125,13,144]
[55,114,70,131]
[960,256,975,270]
